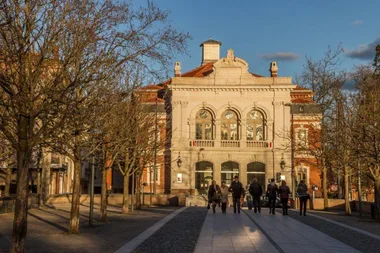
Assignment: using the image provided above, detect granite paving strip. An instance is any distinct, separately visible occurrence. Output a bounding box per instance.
[130,207,207,253]
[244,208,360,253]
[195,206,279,253]
[115,206,187,253]
[287,209,380,253]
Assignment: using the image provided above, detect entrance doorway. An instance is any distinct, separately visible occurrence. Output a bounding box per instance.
[195,161,213,195]
[247,162,265,193]
[221,161,239,187]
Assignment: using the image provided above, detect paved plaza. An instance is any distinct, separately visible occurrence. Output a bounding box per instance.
[194,209,360,253]
[1,205,380,253]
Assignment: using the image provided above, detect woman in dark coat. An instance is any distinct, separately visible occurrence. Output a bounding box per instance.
[278,180,291,215]
[208,180,221,213]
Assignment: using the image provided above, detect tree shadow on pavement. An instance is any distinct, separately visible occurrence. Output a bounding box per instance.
[27,212,68,233]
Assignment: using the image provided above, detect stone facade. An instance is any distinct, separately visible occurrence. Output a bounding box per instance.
[165,39,298,195]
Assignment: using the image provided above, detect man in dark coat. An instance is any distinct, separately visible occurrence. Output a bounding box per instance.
[266,178,278,215]
[229,176,245,214]
[249,178,263,213]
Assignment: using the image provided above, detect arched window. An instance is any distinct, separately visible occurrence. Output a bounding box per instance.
[196,109,214,140]
[195,161,213,195]
[221,161,239,186]
[221,110,239,140]
[247,110,265,141]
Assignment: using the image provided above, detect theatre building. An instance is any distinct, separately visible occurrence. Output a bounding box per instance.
[154,39,322,197]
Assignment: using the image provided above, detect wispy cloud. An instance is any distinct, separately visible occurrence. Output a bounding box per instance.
[259,52,299,61]
[345,37,380,60]
[352,20,364,25]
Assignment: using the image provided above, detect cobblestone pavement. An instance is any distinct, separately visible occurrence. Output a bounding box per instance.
[286,209,380,253]
[305,209,380,236]
[132,207,208,253]
[0,204,178,253]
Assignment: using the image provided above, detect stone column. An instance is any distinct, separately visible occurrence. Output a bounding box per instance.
[241,122,247,148]
[215,119,221,148]
[41,151,51,204]
[240,160,247,186]
[171,101,182,141]
[180,101,189,140]
[214,160,221,184]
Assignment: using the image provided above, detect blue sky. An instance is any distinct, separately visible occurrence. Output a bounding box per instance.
[155,0,380,80]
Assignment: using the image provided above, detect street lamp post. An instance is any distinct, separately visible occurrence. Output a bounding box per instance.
[149,166,152,207]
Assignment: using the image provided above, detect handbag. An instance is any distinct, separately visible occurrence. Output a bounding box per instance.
[307,194,311,200]
[207,203,210,209]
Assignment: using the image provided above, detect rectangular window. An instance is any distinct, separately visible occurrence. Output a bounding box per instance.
[147,165,160,184]
[296,129,308,148]
[51,153,60,164]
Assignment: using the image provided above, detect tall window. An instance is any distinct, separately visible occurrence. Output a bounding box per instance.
[221,161,239,186]
[221,110,239,140]
[196,109,213,140]
[247,110,265,140]
[195,161,213,195]
[247,162,265,193]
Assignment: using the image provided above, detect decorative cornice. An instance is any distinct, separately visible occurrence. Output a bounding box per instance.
[171,87,294,92]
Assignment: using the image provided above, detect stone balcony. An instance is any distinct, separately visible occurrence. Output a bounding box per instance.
[189,140,272,149]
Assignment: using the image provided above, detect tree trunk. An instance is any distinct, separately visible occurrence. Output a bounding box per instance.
[4,167,12,197]
[122,173,130,214]
[344,167,351,215]
[374,178,380,222]
[322,167,328,210]
[136,174,141,210]
[100,167,108,222]
[69,159,81,233]
[10,130,31,253]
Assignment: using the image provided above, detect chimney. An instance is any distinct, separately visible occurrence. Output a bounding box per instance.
[269,62,278,77]
[174,62,181,77]
[200,38,222,65]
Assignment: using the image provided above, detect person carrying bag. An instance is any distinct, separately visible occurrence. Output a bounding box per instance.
[208,180,221,213]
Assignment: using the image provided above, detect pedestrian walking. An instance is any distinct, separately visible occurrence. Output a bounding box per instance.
[229,176,245,214]
[278,180,290,215]
[249,178,263,213]
[220,181,229,213]
[208,180,221,213]
[297,180,309,216]
[266,178,278,215]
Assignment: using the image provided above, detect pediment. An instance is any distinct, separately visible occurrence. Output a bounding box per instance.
[209,49,254,79]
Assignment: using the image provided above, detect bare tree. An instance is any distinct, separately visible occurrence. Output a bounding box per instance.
[298,45,346,209]
[350,64,380,222]
[0,0,188,251]
[0,135,15,196]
